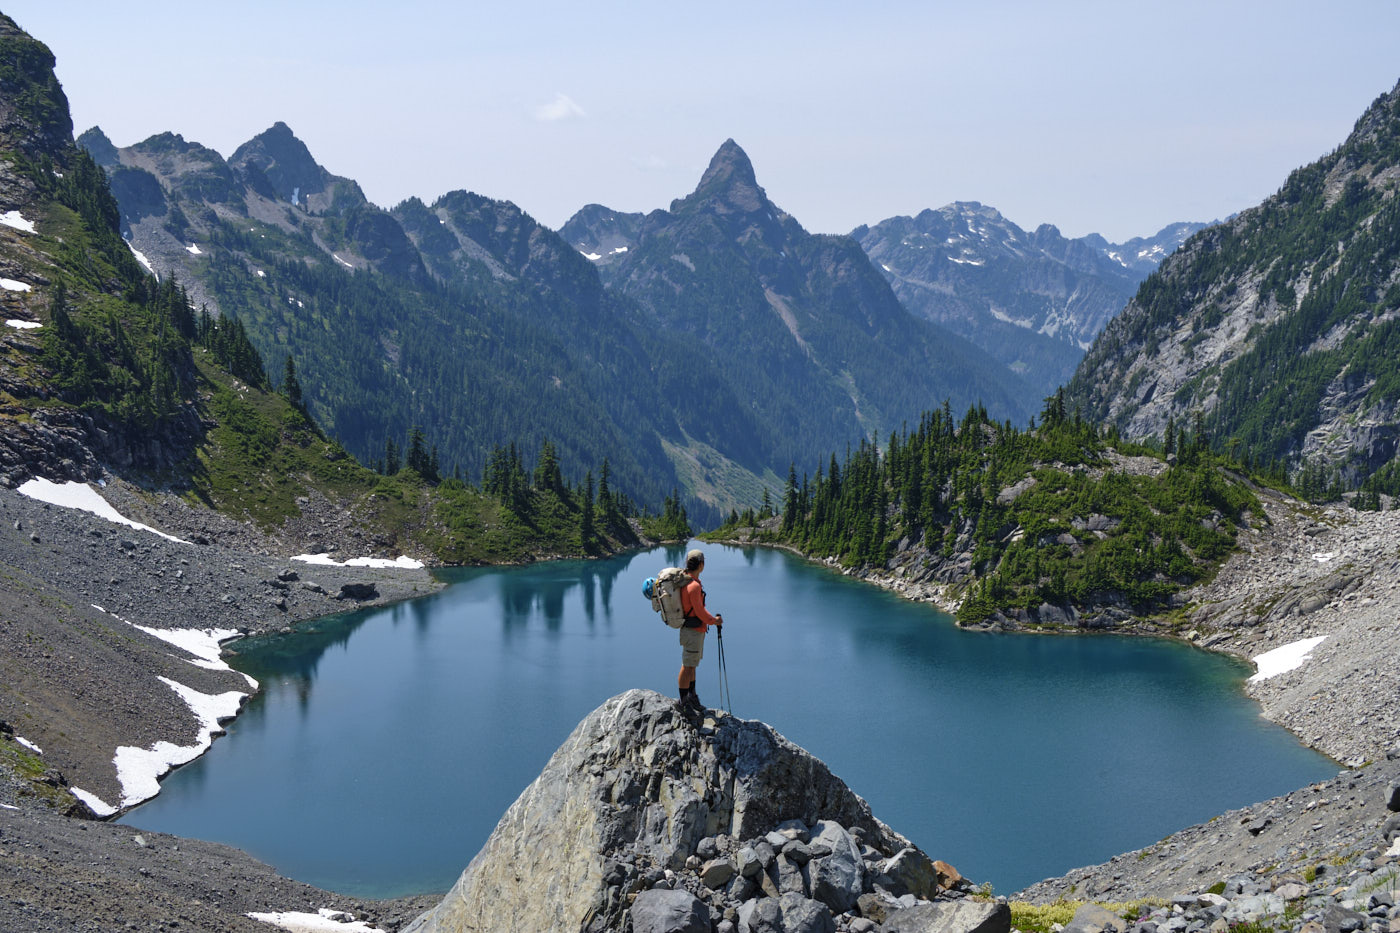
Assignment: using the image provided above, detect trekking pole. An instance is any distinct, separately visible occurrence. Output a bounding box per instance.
[716,625,732,714]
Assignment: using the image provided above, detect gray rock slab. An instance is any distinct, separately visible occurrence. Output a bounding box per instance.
[879,900,1011,933]
[630,888,711,933]
[810,820,864,914]
[1063,903,1128,933]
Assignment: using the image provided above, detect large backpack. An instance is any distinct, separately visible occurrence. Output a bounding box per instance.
[642,567,689,628]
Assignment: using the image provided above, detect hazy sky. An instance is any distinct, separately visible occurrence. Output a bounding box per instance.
[9,2,1400,241]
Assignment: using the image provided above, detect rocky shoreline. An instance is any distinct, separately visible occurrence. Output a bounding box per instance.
[2,473,1397,932]
[0,476,444,931]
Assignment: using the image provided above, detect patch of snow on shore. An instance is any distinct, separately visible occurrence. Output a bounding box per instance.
[1,278,32,292]
[292,552,424,569]
[6,318,41,328]
[128,624,258,689]
[17,478,189,543]
[0,210,36,233]
[248,908,383,932]
[69,787,117,816]
[1249,636,1327,683]
[113,676,247,806]
[16,736,43,754]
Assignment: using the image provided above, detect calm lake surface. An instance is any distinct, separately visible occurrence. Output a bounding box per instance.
[119,542,1336,898]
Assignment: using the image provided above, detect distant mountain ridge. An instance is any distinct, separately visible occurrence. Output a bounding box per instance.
[84,128,1027,517]
[1065,78,1400,494]
[850,204,1206,398]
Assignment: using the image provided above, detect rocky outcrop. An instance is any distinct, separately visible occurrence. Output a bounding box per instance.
[1064,78,1400,486]
[406,690,982,933]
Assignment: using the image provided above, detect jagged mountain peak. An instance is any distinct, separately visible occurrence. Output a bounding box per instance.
[75,126,119,168]
[673,138,770,217]
[230,121,330,204]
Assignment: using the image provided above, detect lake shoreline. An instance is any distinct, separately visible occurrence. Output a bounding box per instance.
[714,486,1400,768]
[1,478,1395,931]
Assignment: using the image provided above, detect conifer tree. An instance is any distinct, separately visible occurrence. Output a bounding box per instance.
[384,437,400,475]
[580,470,595,551]
[283,355,303,410]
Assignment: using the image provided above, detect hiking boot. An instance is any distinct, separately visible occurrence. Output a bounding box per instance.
[683,690,705,713]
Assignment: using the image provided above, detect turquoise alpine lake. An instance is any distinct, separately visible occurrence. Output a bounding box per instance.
[118,542,1336,899]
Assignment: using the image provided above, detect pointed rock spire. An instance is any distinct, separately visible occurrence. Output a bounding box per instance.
[230,121,330,204]
[675,138,769,216]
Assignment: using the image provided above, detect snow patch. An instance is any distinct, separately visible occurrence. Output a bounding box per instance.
[127,241,157,280]
[580,250,602,261]
[113,676,247,807]
[69,787,117,816]
[333,254,354,269]
[256,270,266,278]
[186,244,203,255]
[16,736,43,754]
[1249,636,1327,683]
[0,803,17,810]
[610,245,628,255]
[0,210,36,233]
[947,256,984,266]
[988,307,1034,329]
[880,264,892,273]
[7,318,41,328]
[292,553,424,570]
[1311,551,1336,563]
[125,623,257,689]
[17,478,189,543]
[1,279,32,292]
[248,908,384,932]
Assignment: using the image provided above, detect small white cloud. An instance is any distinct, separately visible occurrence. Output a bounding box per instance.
[534,92,586,122]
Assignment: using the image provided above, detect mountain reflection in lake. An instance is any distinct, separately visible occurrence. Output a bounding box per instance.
[119,542,1334,899]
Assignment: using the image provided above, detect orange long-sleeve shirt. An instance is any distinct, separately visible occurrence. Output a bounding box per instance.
[680,577,718,632]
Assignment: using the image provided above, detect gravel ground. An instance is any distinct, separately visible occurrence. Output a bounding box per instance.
[0,804,437,933]
[1180,488,1400,767]
[0,478,442,931]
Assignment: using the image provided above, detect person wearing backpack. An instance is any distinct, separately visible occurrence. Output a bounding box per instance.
[678,548,722,712]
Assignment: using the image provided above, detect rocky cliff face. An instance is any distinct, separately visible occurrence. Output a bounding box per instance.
[407,690,990,933]
[1066,79,1400,489]
[852,204,1205,399]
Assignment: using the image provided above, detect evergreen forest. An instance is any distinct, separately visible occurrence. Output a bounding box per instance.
[718,393,1264,627]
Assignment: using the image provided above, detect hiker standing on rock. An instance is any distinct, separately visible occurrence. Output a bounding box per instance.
[678,548,721,712]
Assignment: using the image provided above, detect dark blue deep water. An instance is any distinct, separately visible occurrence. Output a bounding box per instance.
[119,542,1335,898]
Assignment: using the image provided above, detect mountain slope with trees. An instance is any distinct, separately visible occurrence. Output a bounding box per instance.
[717,395,1261,629]
[0,15,665,565]
[564,141,1034,478]
[1065,78,1400,498]
[91,128,1037,521]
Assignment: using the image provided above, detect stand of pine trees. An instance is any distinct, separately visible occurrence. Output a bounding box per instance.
[723,396,1265,626]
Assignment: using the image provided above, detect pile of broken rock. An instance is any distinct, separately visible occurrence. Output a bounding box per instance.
[405,689,1010,933]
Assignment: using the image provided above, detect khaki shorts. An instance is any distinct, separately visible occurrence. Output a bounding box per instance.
[679,626,705,667]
